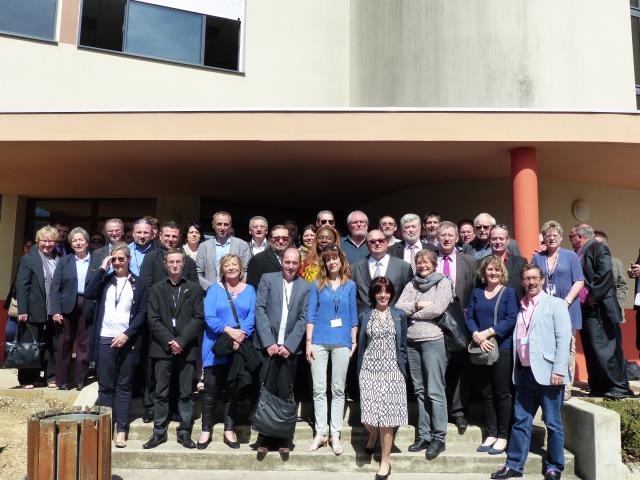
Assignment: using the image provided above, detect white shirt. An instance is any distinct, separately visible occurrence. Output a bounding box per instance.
[403,241,421,264]
[368,254,390,278]
[75,254,91,295]
[277,279,294,345]
[387,237,398,246]
[250,239,267,255]
[437,250,457,286]
[100,277,133,337]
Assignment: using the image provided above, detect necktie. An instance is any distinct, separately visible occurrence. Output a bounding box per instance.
[410,244,418,273]
[373,261,381,279]
[443,255,451,278]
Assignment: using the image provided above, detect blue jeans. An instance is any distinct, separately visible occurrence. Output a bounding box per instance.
[506,367,565,474]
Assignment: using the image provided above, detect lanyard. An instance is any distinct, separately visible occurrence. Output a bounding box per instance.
[170,285,182,317]
[282,279,293,314]
[330,283,342,318]
[114,276,130,309]
[520,301,538,336]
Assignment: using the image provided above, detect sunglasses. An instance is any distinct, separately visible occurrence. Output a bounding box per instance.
[111,256,127,263]
[368,238,386,245]
[271,236,289,242]
[319,244,338,252]
[319,219,335,225]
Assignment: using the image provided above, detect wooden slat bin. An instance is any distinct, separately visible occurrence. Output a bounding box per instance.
[27,406,111,480]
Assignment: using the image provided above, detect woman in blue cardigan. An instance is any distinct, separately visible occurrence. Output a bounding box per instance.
[305,245,358,455]
[465,255,518,455]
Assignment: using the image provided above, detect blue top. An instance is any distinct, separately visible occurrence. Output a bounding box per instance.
[307,279,358,348]
[128,241,153,276]
[202,283,256,367]
[532,248,584,330]
[465,286,519,350]
[341,236,369,264]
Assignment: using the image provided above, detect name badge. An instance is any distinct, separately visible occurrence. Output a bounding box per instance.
[520,336,529,346]
[330,318,343,328]
[172,318,176,328]
[547,283,557,297]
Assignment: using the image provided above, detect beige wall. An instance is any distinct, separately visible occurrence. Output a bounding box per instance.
[350,0,636,108]
[0,196,27,298]
[359,179,640,308]
[0,0,350,111]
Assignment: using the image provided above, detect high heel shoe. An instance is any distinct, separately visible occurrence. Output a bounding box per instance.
[375,464,391,480]
[304,435,328,452]
[223,432,240,449]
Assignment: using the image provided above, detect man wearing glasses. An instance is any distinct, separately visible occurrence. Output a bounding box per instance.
[315,210,335,229]
[463,213,521,261]
[248,216,269,257]
[246,225,291,289]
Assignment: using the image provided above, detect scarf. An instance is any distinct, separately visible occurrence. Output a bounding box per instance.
[413,271,445,293]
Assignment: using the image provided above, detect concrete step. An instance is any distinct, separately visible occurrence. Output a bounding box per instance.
[112,439,575,475]
[112,470,581,480]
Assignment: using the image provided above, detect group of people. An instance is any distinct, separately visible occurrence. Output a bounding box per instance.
[5,208,637,480]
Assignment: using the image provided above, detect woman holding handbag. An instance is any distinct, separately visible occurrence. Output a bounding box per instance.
[198,254,256,450]
[465,255,518,454]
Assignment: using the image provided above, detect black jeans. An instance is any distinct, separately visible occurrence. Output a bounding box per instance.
[472,348,513,438]
[201,364,236,432]
[97,337,136,433]
[153,357,195,435]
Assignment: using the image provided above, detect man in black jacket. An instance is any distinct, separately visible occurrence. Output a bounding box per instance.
[246,225,290,289]
[143,249,203,449]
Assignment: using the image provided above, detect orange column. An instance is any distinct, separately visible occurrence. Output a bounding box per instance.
[511,147,539,261]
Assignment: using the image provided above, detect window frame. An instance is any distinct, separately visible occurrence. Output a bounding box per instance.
[77,0,245,74]
[632,5,640,108]
[0,0,59,44]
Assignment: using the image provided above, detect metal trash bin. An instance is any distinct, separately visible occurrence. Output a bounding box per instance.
[27,406,111,480]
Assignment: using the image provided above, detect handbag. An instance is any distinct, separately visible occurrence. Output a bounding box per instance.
[7,297,18,318]
[438,298,470,352]
[251,359,297,439]
[4,322,45,369]
[468,287,505,366]
[213,282,242,357]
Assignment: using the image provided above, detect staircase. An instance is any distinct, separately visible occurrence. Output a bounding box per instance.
[112,401,579,479]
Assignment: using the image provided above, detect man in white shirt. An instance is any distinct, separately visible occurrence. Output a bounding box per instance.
[388,213,436,272]
[249,216,269,257]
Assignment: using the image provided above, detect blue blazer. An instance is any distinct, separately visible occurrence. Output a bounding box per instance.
[512,292,572,385]
[84,269,148,365]
[50,253,97,320]
[356,307,408,379]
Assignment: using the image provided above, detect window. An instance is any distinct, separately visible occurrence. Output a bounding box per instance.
[0,0,57,41]
[632,2,640,108]
[79,0,243,72]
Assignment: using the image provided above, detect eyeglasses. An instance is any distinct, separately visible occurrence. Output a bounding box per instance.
[568,233,580,239]
[319,244,338,252]
[522,276,541,282]
[319,219,335,225]
[271,236,289,242]
[475,225,491,230]
[368,238,386,245]
[111,256,127,263]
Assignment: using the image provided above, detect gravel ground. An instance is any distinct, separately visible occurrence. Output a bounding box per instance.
[0,395,67,480]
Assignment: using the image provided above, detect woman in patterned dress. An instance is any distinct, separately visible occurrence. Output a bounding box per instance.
[357,276,408,480]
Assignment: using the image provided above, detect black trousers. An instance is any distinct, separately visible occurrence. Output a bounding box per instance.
[142,335,155,412]
[445,350,471,419]
[56,296,89,387]
[580,314,629,397]
[97,337,136,433]
[153,356,195,435]
[472,348,513,438]
[201,364,236,432]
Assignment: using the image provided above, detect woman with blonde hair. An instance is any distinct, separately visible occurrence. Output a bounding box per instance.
[198,254,256,450]
[305,245,357,455]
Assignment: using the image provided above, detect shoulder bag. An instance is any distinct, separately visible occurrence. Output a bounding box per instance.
[4,322,45,369]
[438,296,470,352]
[213,283,242,357]
[468,287,505,366]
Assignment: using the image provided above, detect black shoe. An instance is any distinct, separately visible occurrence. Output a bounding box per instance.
[223,434,240,449]
[490,466,523,479]
[454,416,469,434]
[374,464,391,480]
[58,384,73,391]
[425,439,445,460]
[196,434,212,450]
[408,438,430,452]
[544,468,561,480]
[142,409,154,423]
[142,433,167,449]
[177,433,196,449]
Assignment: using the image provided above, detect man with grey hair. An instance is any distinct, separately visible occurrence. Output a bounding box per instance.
[315,210,335,228]
[342,210,370,264]
[89,218,125,272]
[569,223,632,399]
[248,216,269,257]
[388,213,437,272]
[463,212,521,261]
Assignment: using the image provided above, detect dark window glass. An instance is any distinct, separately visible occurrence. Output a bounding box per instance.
[80,0,126,51]
[125,1,203,64]
[204,15,240,71]
[632,16,640,86]
[0,0,57,40]
[632,0,639,7]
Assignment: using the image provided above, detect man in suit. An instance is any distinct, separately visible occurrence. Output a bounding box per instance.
[139,221,199,422]
[628,252,640,350]
[128,218,156,276]
[464,213,521,261]
[254,248,309,455]
[491,264,571,480]
[489,226,526,300]
[248,216,269,257]
[246,225,290,289]
[342,210,370,264]
[594,230,628,315]
[351,229,412,311]
[569,224,631,399]
[50,227,97,390]
[388,213,437,273]
[89,218,125,272]
[143,249,203,450]
[436,221,477,433]
[196,211,251,291]
[54,222,71,257]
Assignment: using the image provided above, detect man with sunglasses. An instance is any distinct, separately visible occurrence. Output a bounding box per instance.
[315,210,335,229]
[351,230,412,311]
[247,225,291,289]
[463,213,521,261]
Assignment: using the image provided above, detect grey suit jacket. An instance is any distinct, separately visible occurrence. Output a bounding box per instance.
[254,272,309,354]
[351,255,412,312]
[511,292,572,385]
[196,236,251,291]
